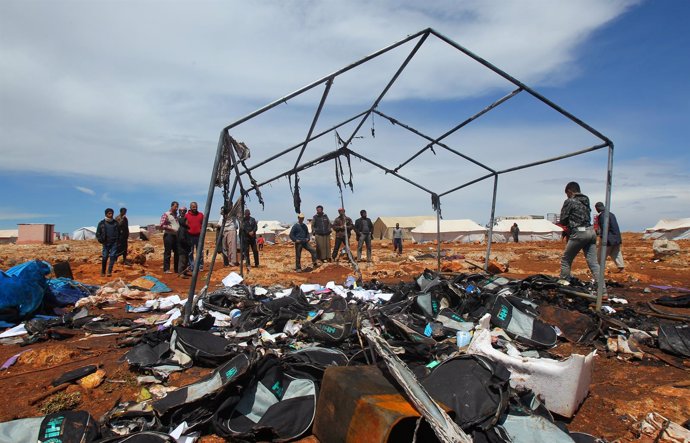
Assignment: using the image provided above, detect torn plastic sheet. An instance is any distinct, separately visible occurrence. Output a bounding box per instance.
[0,323,27,338]
[634,411,690,442]
[467,314,595,418]
[1,351,27,371]
[607,335,644,359]
[170,421,199,443]
[221,272,243,287]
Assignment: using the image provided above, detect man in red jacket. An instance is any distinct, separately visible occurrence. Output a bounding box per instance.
[185,201,205,271]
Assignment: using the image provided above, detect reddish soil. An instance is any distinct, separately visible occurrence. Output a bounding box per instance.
[0,233,688,441]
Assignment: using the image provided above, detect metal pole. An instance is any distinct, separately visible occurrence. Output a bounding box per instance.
[293,79,333,170]
[429,29,611,146]
[374,110,495,174]
[436,198,442,272]
[341,32,430,149]
[223,29,430,132]
[201,176,240,296]
[484,175,499,271]
[596,142,614,310]
[183,130,224,326]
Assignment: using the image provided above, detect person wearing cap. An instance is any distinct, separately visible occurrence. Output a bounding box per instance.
[159,201,180,274]
[289,213,317,272]
[331,207,354,261]
[311,205,331,262]
[355,209,374,262]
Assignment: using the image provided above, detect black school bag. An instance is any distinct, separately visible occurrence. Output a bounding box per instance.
[212,354,318,442]
[170,327,235,366]
[488,294,558,348]
[152,353,253,428]
[300,303,356,344]
[35,411,100,443]
[422,354,511,431]
[282,346,349,380]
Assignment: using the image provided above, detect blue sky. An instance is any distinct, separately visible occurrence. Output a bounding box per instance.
[1,0,688,234]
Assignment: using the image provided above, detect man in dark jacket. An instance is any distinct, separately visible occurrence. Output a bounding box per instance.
[355,209,374,262]
[96,208,120,277]
[177,206,192,277]
[510,223,520,243]
[289,214,317,272]
[311,205,331,262]
[594,202,625,272]
[559,182,600,283]
[115,207,131,265]
[240,208,259,268]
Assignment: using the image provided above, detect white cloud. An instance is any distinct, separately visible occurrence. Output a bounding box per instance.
[0,210,53,221]
[75,186,96,196]
[6,0,684,233]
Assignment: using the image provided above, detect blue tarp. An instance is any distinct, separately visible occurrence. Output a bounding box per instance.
[0,260,51,322]
[140,275,171,293]
[46,278,99,307]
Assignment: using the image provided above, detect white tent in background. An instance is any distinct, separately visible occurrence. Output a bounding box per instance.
[72,226,97,240]
[411,219,486,243]
[372,216,435,240]
[491,219,563,242]
[128,225,144,240]
[642,218,690,240]
[256,220,285,243]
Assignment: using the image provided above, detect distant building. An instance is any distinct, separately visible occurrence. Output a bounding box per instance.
[17,223,55,245]
[0,229,19,245]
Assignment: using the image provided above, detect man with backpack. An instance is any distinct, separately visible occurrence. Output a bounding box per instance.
[558,181,600,284]
[96,208,120,277]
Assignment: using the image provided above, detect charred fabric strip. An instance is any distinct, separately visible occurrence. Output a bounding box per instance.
[291,173,301,214]
[214,135,233,188]
[432,193,441,214]
[224,134,263,208]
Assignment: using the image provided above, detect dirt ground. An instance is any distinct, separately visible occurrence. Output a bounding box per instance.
[0,233,688,442]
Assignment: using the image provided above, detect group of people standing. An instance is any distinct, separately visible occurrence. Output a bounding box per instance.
[160,201,205,278]
[289,206,384,272]
[96,208,131,277]
[98,185,624,283]
[219,207,262,270]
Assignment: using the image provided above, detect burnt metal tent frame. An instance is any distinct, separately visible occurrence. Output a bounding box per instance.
[184,28,614,325]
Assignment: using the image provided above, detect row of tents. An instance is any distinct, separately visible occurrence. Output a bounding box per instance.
[268,217,565,244]
[72,225,147,241]
[67,217,690,244]
[376,217,565,243]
